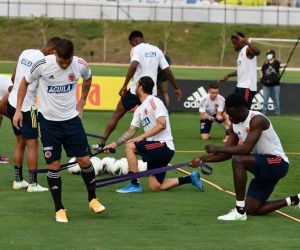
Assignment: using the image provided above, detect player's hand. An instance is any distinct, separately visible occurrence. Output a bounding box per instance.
[207,116,215,121]
[205,144,219,154]
[218,75,228,83]
[76,99,86,119]
[103,142,117,154]
[215,114,223,122]
[189,157,203,168]
[174,88,182,101]
[13,111,23,130]
[119,85,127,97]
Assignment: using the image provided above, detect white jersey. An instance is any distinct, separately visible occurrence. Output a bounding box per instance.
[0,75,13,100]
[25,55,92,121]
[199,94,225,116]
[237,45,257,91]
[9,49,44,111]
[131,95,174,150]
[232,110,288,163]
[129,43,169,96]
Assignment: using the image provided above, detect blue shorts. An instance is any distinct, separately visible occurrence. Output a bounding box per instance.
[121,90,141,111]
[135,140,174,184]
[234,87,256,110]
[247,154,289,203]
[7,102,38,140]
[38,113,91,164]
[200,115,223,134]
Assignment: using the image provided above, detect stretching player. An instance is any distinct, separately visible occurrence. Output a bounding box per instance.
[7,37,61,192]
[199,83,230,141]
[190,93,299,221]
[96,31,182,149]
[0,75,13,163]
[218,32,260,109]
[13,39,104,223]
[104,76,203,193]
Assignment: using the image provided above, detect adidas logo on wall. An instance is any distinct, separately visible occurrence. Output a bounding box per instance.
[251,89,274,111]
[184,87,207,108]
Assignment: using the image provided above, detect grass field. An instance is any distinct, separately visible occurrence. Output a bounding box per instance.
[0,111,299,250]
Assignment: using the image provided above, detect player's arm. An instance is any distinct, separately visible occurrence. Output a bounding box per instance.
[77,75,92,118]
[119,61,139,96]
[164,67,182,101]
[242,37,261,58]
[11,63,17,83]
[13,77,29,129]
[104,126,138,150]
[199,111,214,121]
[205,115,268,156]
[218,70,237,83]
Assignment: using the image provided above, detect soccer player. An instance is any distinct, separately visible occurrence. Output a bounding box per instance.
[7,37,61,192]
[189,93,299,221]
[96,31,182,149]
[13,39,105,223]
[0,74,13,163]
[218,32,261,109]
[199,83,230,141]
[104,76,203,193]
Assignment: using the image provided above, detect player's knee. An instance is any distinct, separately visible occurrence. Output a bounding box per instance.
[232,156,245,168]
[201,134,210,140]
[77,156,91,168]
[125,141,136,153]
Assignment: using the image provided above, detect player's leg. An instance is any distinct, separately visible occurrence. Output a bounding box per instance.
[161,80,170,108]
[271,85,280,115]
[262,86,270,114]
[200,120,212,140]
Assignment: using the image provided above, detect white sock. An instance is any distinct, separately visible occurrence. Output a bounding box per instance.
[286,197,291,206]
[236,200,245,208]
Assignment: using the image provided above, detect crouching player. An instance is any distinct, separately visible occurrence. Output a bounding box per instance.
[13,39,105,223]
[190,93,299,221]
[199,83,230,142]
[104,76,203,193]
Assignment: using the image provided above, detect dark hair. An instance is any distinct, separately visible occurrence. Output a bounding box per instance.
[56,39,74,59]
[266,49,275,57]
[139,76,154,94]
[231,32,245,39]
[209,83,219,89]
[225,93,247,109]
[128,31,144,41]
[47,37,61,48]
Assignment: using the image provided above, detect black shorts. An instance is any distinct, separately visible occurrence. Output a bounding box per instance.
[135,140,174,184]
[7,102,38,140]
[234,87,256,110]
[38,113,91,164]
[121,90,141,111]
[247,154,289,203]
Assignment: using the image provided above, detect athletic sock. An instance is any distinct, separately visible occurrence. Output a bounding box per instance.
[14,166,23,182]
[236,200,245,214]
[47,170,64,212]
[129,171,139,185]
[81,164,96,202]
[178,176,191,185]
[286,195,300,206]
[29,170,37,184]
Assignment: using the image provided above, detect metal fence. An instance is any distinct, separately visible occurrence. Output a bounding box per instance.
[0,0,300,25]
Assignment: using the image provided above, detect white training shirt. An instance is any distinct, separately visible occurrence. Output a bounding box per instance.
[131,95,175,150]
[199,94,225,116]
[25,55,92,121]
[9,49,44,111]
[232,110,288,163]
[129,43,169,96]
[237,45,257,91]
[0,75,13,100]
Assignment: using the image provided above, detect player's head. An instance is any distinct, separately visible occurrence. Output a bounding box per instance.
[55,39,74,69]
[208,83,219,101]
[43,37,61,56]
[128,31,144,47]
[266,49,275,61]
[231,32,245,51]
[136,76,154,97]
[225,93,248,124]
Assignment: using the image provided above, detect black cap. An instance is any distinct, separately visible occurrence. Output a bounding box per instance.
[266,49,275,56]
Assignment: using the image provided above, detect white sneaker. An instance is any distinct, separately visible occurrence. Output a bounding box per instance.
[13,180,29,190]
[217,208,247,221]
[27,183,49,192]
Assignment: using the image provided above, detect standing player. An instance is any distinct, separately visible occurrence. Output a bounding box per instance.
[218,32,261,109]
[0,74,13,163]
[7,37,61,192]
[189,93,299,221]
[104,76,203,193]
[13,39,105,223]
[96,31,182,150]
[199,83,230,141]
